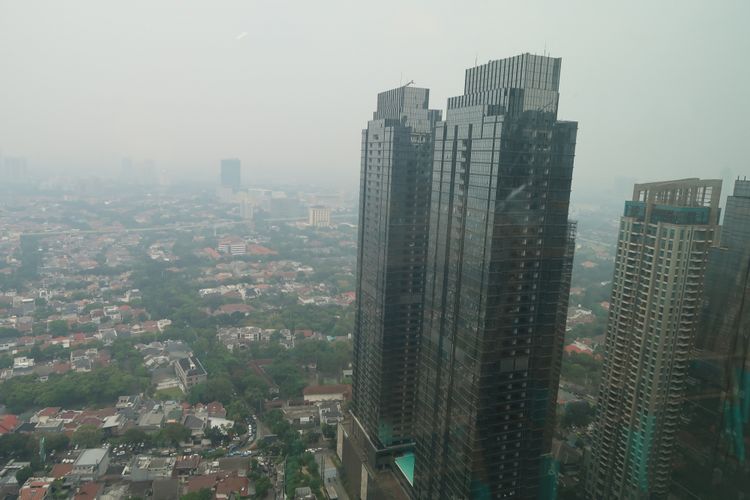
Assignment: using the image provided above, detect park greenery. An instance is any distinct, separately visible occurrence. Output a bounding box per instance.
[560,401,595,429]
[560,352,602,391]
[263,409,324,498]
[0,366,149,414]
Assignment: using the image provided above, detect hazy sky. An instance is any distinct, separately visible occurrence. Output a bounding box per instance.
[1,0,748,194]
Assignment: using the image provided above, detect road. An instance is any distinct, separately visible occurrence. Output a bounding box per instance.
[315,448,350,500]
[20,214,357,237]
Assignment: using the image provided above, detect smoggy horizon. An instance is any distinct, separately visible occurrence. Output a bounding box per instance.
[1,1,748,196]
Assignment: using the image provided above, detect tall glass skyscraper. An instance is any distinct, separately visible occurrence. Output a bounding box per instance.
[412,54,578,499]
[587,179,722,499]
[351,86,441,467]
[671,178,750,499]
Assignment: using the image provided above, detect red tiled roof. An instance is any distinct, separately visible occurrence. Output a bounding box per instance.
[564,344,593,356]
[218,304,252,314]
[50,463,73,479]
[77,417,102,427]
[216,475,249,496]
[207,401,224,412]
[74,482,102,499]
[38,407,61,417]
[247,244,277,255]
[187,474,218,493]
[0,415,18,434]
[142,321,158,332]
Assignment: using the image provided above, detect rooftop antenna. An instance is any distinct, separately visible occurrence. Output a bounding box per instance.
[475,53,478,67]
[404,80,414,87]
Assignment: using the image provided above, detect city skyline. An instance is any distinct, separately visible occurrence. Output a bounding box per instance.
[1,3,749,498]
[1,2,748,192]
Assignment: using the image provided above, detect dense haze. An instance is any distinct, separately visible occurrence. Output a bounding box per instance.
[1,0,748,197]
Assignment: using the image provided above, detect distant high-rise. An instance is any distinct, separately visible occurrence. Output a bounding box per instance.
[220,158,241,190]
[0,155,28,181]
[413,54,577,499]
[308,206,331,227]
[587,179,722,499]
[351,85,441,469]
[671,178,750,498]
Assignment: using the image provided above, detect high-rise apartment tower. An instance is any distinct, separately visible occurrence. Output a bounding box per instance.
[587,179,722,499]
[413,53,578,499]
[671,178,750,498]
[351,86,441,468]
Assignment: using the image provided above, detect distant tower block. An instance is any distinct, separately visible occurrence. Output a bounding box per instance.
[308,206,331,227]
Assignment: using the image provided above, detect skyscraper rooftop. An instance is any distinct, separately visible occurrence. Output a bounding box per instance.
[448,53,561,116]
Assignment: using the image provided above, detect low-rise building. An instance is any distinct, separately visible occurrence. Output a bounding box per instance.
[137,408,165,431]
[130,455,176,482]
[323,456,337,483]
[71,448,109,481]
[115,395,141,410]
[13,356,34,369]
[295,486,315,500]
[174,356,207,390]
[319,402,343,425]
[282,406,319,427]
[18,477,54,500]
[0,461,31,497]
[173,455,201,477]
[218,238,247,256]
[302,384,351,403]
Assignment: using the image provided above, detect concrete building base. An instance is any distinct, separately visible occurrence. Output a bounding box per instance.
[336,414,412,500]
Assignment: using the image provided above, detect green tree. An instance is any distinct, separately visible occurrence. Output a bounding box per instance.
[157,423,191,447]
[562,401,594,428]
[48,479,70,500]
[204,426,225,446]
[254,476,271,498]
[0,327,22,339]
[44,433,70,453]
[48,320,69,336]
[118,428,152,448]
[15,465,34,486]
[72,425,103,448]
[188,377,234,405]
[322,424,336,439]
[265,360,306,398]
[0,434,37,461]
[0,355,12,369]
[181,489,212,500]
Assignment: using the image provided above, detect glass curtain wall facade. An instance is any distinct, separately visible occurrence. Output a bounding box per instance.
[413,54,578,499]
[353,86,441,457]
[587,179,722,499]
[671,178,750,499]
